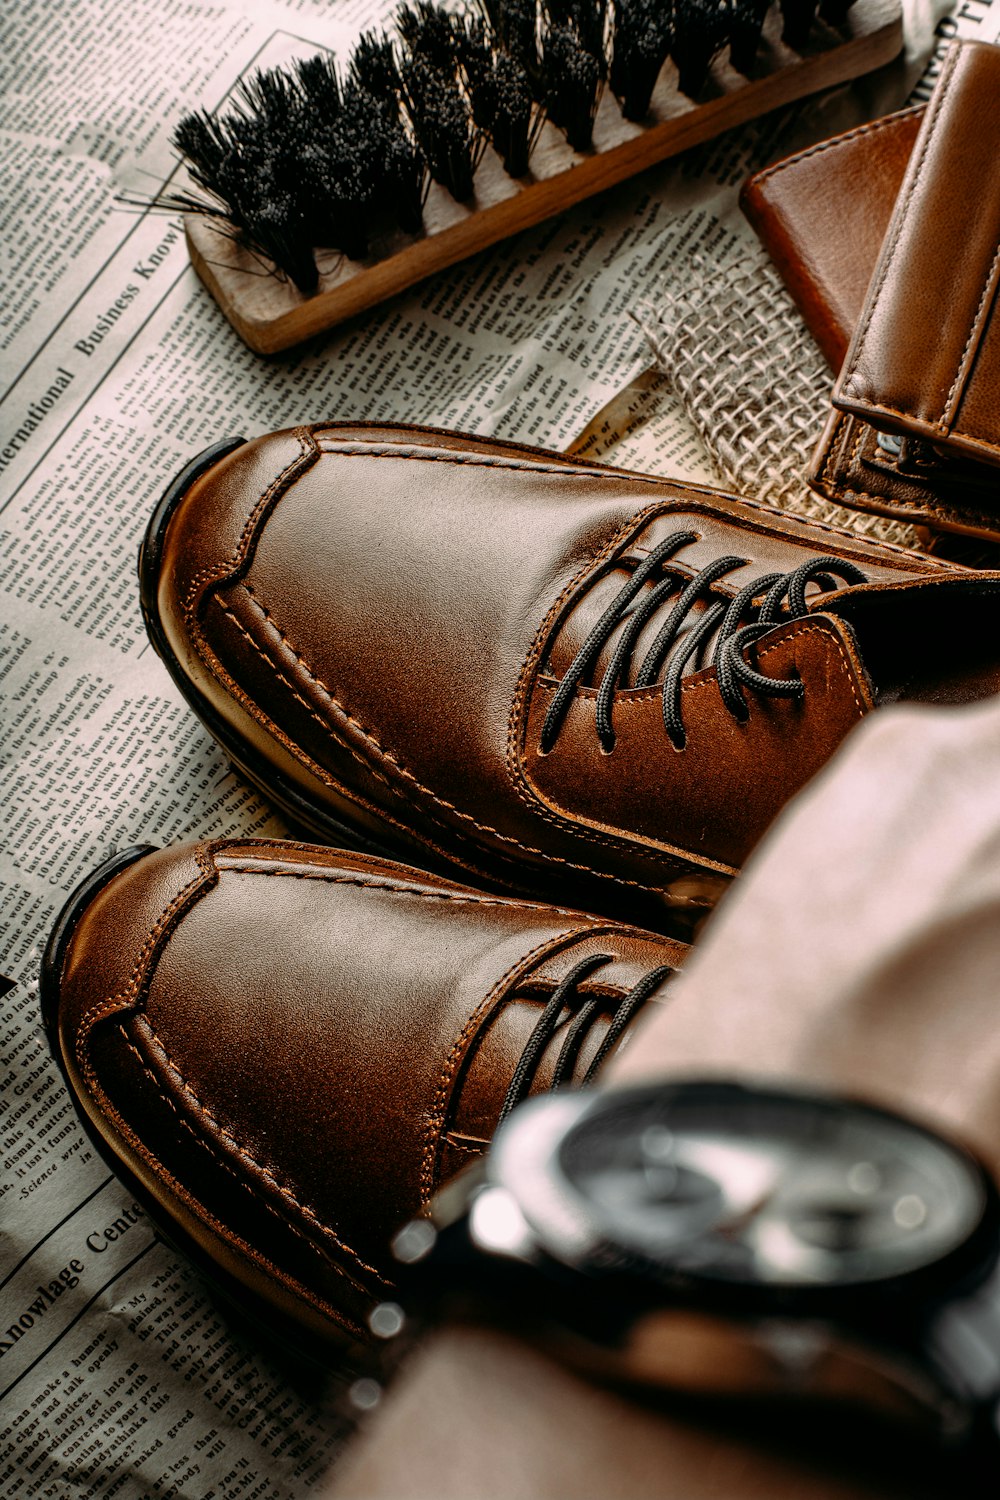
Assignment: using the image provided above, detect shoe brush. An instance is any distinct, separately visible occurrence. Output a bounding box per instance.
[157,0,902,353]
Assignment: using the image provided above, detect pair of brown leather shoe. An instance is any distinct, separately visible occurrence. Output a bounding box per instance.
[45,424,1000,1350]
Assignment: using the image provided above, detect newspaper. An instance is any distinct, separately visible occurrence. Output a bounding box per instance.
[0,0,973,1494]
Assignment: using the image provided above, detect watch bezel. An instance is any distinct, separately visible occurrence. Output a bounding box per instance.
[485,1079,1000,1321]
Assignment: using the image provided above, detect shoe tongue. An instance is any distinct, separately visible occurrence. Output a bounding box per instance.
[817,571,1000,703]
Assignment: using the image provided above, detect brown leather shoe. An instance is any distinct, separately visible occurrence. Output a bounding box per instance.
[140,424,1000,927]
[42,839,685,1349]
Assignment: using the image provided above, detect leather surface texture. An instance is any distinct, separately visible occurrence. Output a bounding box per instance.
[51,839,687,1346]
[834,41,1000,471]
[152,423,1000,926]
[741,105,921,372]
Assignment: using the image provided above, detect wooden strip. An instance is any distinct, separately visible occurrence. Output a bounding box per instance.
[186,0,902,354]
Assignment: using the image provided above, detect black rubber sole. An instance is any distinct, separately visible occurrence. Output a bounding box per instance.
[137,437,405,862]
[40,846,369,1366]
[40,844,156,1060]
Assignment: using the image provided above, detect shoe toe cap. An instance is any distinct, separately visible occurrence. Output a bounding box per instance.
[45,841,393,1348]
[150,428,316,682]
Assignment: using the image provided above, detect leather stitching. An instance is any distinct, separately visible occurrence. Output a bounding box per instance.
[217,861,608,922]
[311,444,620,478]
[219,580,685,895]
[746,106,924,188]
[183,430,317,616]
[215,594,398,798]
[75,852,216,1056]
[117,1023,382,1292]
[840,45,960,398]
[839,396,1000,456]
[942,236,1000,439]
[212,853,686,951]
[419,930,578,1204]
[817,414,1000,533]
[137,1024,388,1285]
[298,438,940,564]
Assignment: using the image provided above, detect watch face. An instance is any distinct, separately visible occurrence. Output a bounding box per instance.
[553,1083,989,1288]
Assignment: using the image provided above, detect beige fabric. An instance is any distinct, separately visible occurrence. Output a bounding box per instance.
[633,247,924,550]
[613,694,1000,1176]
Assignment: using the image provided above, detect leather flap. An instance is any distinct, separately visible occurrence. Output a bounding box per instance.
[833,41,1000,471]
[740,107,921,373]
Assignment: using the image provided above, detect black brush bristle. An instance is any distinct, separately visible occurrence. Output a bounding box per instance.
[546,0,608,73]
[400,53,481,200]
[382,125,427,231]
[172,101,319,293]
[299,113,376,260]
[295,53,343,119]
[456,15,537,176]
[610,0,672,119]
[237,66,302,137]
[292,62,376,259]
[342,41,427,233]
[225,122,318,292]
[349,30,402,107]
[172,110,229,192]
[491,52,536,175]
[729,0,770,72]
[455,14,499,129]
[484,0,539,70]
[397,2,459,67]
[671,0,731,97]
[165,0,837,293]
[541,20,602,150]
[244,189,319,293]
[779,0,820,49]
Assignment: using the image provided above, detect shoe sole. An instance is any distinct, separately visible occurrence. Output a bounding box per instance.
[138,437,402,862]
[40,846,370,1363]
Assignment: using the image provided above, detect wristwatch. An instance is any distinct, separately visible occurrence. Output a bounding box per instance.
[381,1079,1000,1466]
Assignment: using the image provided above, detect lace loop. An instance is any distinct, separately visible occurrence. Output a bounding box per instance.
[540,532,869,754]
[538,532,698,755]
[496,955,672,1127]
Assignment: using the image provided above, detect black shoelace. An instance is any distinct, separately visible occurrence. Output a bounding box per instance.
[496,953,673,1127]
[539,531,869,753]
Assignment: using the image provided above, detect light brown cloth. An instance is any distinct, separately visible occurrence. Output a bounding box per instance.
[613,694,1000,1177]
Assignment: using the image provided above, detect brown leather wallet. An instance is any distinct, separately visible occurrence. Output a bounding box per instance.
[810,41,1000,543]
[740,106,922,371]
